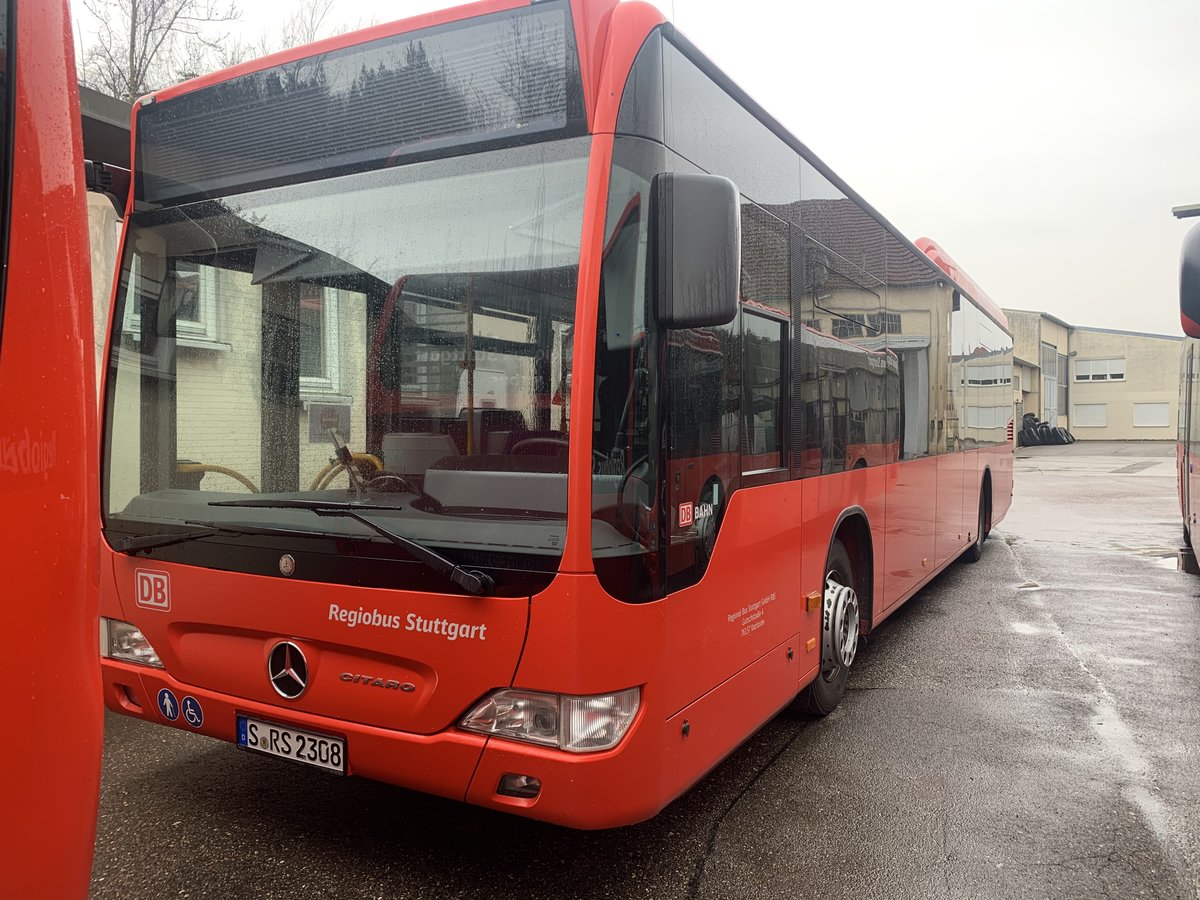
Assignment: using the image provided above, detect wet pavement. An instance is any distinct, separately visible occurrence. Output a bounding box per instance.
[91,442,1200,899]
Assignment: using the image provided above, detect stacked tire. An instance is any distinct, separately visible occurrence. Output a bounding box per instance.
[1017,412,1075,446]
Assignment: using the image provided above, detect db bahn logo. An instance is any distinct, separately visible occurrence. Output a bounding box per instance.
[135,569,171,611]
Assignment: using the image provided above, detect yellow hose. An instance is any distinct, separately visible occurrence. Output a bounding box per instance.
[309,453,383,491]
[176,463,260,494]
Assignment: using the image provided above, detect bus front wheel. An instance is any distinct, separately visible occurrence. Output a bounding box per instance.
[796,538,859,717]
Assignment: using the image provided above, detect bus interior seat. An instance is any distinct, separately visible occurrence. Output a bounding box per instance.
[501,429,570,456]
[390,410,528,457]
[381,432,459,476]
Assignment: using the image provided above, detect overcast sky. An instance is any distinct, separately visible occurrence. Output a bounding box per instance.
[77,0,1200,335]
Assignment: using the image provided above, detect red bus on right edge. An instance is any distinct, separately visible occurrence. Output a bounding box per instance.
[98,0,1014,829]
[1175,205,1200,556]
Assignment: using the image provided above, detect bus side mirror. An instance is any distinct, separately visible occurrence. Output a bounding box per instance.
[651,172,740,329]
[84,160,131,217]
[1182,223,1200,337]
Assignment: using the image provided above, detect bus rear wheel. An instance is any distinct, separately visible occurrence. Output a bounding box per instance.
[797,539,859,717]
[964,482,992,563]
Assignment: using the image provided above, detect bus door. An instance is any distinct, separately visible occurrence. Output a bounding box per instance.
[368,272,575,468]
[663,321,740,590]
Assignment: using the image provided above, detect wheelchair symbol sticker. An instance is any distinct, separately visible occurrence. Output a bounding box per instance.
[157,688,178,721]
[181,696,204,729]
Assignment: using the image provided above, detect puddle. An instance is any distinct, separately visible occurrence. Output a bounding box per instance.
[1147,550,1198,572]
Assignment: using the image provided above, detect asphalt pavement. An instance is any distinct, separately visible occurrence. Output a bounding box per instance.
[91,441,1200,899]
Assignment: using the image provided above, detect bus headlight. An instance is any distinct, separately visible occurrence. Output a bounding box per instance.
[100,618,163,668]
[460,687,640,753]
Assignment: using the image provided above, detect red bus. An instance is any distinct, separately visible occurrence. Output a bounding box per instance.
[0,0,102,892]
[1176,205,1200,553]
[98,0,1013,828]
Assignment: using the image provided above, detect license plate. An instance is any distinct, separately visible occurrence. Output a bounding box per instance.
[236,715,345,774]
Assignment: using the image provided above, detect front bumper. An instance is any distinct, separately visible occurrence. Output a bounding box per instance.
[101,659,670,828]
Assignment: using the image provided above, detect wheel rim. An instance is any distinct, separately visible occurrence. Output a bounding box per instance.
[820,568,859,681]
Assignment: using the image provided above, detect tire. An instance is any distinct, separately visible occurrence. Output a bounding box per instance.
[963,483,991,563]
[796,539,860,716]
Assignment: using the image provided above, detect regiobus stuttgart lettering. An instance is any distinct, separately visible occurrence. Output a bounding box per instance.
[328,603,488,641]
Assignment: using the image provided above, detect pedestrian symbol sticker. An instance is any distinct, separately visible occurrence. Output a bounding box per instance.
[182,696,204,728]
[157,688,178,721]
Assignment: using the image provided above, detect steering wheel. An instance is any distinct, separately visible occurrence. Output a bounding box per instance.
[619,458,648,513]
[366,473,419,493]
[511,437,608,466]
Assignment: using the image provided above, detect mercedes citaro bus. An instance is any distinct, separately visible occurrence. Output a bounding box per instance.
[98,0,1014,828]
[1,0,103,892]
[1176,205,1200,554]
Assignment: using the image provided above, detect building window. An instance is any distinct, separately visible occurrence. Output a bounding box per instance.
[965,406,1010,428]
[123,258,219,343]
[831,313,865,339]
[966,364,1011,385]
[1074,358,1126,382]
[1040,341,1057,373]
[1132,402,1170,428]
[1073,403,1108,427]
[298,285,340,394]
[867,312,901,334]
[1057,353,1068,417]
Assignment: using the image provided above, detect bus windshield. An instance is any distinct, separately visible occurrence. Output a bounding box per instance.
[103,137,591,584]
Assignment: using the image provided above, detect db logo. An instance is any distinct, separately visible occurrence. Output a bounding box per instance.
[678,502,694,528]
[135,569,171,611]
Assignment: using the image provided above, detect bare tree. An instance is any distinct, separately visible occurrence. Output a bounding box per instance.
[211,0,335,72]
[80,0,240,102]
[280,0,334,48]
[78,0,376,101]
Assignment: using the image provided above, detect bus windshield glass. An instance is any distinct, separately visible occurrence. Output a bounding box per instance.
[103,137,590,584]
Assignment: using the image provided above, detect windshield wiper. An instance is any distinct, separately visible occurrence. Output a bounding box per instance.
[115,526,222,552]
[112,520,376,553]
[209,498,495,595]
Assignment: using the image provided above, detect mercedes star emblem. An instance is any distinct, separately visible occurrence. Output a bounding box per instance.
[267,641,309,699]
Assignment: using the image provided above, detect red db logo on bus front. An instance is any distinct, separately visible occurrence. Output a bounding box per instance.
[678,502,694,528]
[135,570,171,611]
